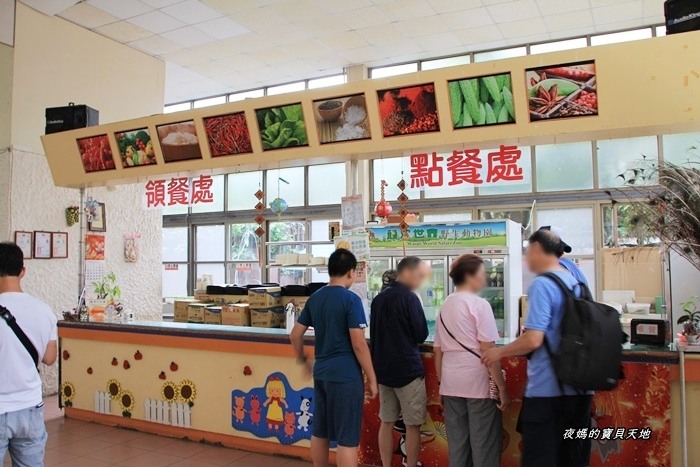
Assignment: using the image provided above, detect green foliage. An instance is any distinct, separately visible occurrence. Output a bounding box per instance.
[92,272,121,302]
[256,105,308,150]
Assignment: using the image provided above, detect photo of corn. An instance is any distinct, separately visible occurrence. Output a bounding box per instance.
[448,73,515,129]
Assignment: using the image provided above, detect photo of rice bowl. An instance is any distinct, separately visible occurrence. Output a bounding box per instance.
[156,120,202,162]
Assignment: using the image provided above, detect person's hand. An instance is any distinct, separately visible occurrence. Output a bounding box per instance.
[367,378,379,399]
[497,388,511,412]
[481,347,502,367]
[302,359,313,380]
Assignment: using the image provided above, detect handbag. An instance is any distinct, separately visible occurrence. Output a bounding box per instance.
[438,313,505,401]
[0,305,40,370]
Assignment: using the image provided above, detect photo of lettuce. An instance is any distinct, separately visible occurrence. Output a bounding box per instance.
[255,103,309,150]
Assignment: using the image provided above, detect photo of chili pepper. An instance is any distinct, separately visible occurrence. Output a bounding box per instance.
[377,83,439,137]
[525,60,598,121]
[76,134,115,173]
[203,112,253,157]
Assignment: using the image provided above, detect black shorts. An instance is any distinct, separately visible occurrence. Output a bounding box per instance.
[313,379,364,447]
[517,395,593,467]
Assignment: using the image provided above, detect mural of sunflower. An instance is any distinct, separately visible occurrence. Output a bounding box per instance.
[106,379,121,400]
[178,380,197,407]
[161,382,179,402]
[60,382,75,407]
[119,389,135,418]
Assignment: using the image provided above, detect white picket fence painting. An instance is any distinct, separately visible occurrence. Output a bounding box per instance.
[144,399,192,428]
[94,391,111,414]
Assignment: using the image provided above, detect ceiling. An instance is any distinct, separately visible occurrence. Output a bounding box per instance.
[21,0,663,103]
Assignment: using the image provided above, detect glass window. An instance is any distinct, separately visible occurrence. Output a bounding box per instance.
[230,224,260,261]
[310,219,338,282]
[266,167,305,207]
[591,28,652,46]
[229,89,264,102]
[193,95,226,108]
[196,225,225,261]
[308,163,346,205]
[191,175,225,213]
[162,264,188,298]
[478,146,533,196]
[163,227,188,262]
[268,221,307,286]
[371,63,418,79]
[196,263,225,286]
[537,207,594,255]
[267,81,306,96]
[530,38,587,55]
[474,47,526,62]
[535,142,593,192]
[372,157,421,202]
[602,204,657,247]
[424,179,475,199]
[421,55,470,70]
[480,208,531,247]
[656,26,667,37]
[308,74,346,89]
[422,213,473,223]
[163,204,188,215]
[662,132,700,165]
[229,262,262,286]
[227,171,263,211]
[164,102,191,113]
[597,136,659,188]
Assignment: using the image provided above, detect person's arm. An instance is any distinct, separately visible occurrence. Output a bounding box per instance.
[433,345,443,385]
[407,294,429,344]
[42,340,57,366]
[479,340,510,410]
[350,328,378,398]
[290,303,313,378]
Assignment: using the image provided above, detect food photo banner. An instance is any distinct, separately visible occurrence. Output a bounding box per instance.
[41,32,700,188]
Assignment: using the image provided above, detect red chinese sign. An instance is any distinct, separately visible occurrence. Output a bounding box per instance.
[409,145,525,189]
[143,175,215,209]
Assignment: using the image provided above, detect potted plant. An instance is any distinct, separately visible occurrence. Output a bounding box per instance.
[90,273,121,322]
[677,296,700,344]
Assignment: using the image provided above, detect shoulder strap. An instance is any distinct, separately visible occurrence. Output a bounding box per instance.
[0,305,40,370]
[438,312,481,359]
[540,272,574,297]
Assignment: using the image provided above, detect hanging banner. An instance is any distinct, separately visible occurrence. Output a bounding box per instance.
[142,174,215,209]
[341,194,365,231]
[409,145,526,190]
[369,222,508,248]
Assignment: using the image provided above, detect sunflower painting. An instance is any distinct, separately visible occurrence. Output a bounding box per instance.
[162,382,179,403]
[178,380,197,407]
[61,382,76,407]
[106,379,121,400]
[119,389,135,418]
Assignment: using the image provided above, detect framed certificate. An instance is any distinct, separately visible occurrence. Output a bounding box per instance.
[14,231,32,259]
[33,231,52,259]
[52,232,68,259]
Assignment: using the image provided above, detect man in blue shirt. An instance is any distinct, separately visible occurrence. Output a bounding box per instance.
[482,229,592,467]
[290,249,378,467]
[539,225,589,286]
[370,256,429,467]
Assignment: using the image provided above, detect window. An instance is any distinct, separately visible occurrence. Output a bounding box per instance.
[597,136,659,188]
[535,142,593,192]
[229,89,264,102]
[422,213,473,223]
[372,157,421,202]
[266,167,305,207]
[195,224,225,288]
[421,55,470,70]
[479,208,531,245]
[268,221,307,286]
[227,171,263,211]
[193,96,226,108]
[655,26,667,37]
[163,204,188,215]
[602,203,657,247]
[308,75,346,89]
[662,132,700,165]
[537,207,594,255]
[164,102,191,113]
[308,163,346,205]
[530,38,587,55]
[229,223,261,285]
[478,146,532,196]
[474,47,526,62]
[591,28,652,46]
[310,219,338,282]
[162,227,188,298]
[371,63,418,79]
[267,81,306,96]
[191,175,225,213]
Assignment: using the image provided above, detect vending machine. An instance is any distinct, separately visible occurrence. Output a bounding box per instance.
[367,220,523,338]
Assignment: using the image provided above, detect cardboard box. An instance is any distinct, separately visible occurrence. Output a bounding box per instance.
[187,303,211,323]
[281,296,310,311]
[204,306,222,325]
[208,294,248,305]
[248,287,282,309]
[222,303,251,326]
[250,306,285,328]
[174,299,200,322]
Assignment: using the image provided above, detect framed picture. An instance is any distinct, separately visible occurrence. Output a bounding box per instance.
[313,94,371,144]
[255,103,309,151]
[33,231,52,259]
[76,134,116,173]
[203,112,253,157]
[88,203,106,232]
[115,128,157,168]
[448,73,515,129]
[377,83,439,137]
[14,231,32,259]
[52,232,68,259]
[525,60,597,121]
[155,120,202,163]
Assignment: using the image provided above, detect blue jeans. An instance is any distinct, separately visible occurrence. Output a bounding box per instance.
[0,404,47,467]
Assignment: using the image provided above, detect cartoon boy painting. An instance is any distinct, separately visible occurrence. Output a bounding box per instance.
[263,377,288,431]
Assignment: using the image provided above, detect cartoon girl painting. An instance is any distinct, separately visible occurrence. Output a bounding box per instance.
[263,377,288,431]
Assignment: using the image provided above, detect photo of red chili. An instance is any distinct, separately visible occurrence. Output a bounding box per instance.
[203,112,253,157]
[77,134,115,173]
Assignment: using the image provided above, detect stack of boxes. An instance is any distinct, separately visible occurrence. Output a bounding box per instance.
[248,286,284,327]
[222,303,251,326]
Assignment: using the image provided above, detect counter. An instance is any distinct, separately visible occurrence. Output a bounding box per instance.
[57,321,696,466]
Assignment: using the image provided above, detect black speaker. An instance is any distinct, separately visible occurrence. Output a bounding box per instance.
[45,103,99,135]
[664,0,700,34]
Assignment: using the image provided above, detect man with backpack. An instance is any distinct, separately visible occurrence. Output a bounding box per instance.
[482,229,622,467]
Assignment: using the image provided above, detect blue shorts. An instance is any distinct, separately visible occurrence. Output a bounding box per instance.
[313,379,364,447]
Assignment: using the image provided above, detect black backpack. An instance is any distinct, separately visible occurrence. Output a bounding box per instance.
[540,272,625,392]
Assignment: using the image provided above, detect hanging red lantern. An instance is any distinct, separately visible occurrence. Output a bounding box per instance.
[374,180,393,219]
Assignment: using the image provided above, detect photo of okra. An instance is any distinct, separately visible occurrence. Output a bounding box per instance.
[448,73,515,129]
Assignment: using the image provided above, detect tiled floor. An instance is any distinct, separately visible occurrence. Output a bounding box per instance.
[2,396,312,467]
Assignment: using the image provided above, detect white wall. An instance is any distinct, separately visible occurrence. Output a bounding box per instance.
[5,4,166,395]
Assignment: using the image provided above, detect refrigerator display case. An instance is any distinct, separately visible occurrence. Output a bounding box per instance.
[368,220,523,338]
